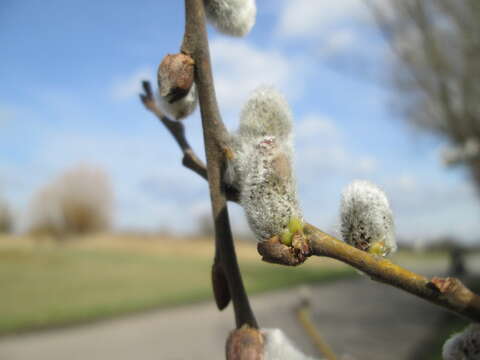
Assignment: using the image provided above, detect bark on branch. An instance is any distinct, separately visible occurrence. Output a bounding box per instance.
[139,80,207,180]
[305,224,480,322]
[180,0,257,329]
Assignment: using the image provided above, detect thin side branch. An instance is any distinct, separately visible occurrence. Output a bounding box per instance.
[305,224,480,322]
[140,80,240,201]
[140,81,207,180]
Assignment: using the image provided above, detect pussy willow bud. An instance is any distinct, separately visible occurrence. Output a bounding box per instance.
[226,87,302,242]
[262,329,317,360]
[442,323,480,360]
[340,180,396,256]
[204,0,256,37]
[157,53,198,120]
[239,86,293,141]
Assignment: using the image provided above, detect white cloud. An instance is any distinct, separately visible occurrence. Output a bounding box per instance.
[210,38,307,125]
[298,145,377,176]
[295,113,377,177]
[296,114,339,140]
[110,66,154,101]
[276,0,365,39]
[383,176,480,242]
[320,29,357,55]
[276,0,392,40]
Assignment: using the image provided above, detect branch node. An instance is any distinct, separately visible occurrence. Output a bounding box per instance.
[429,277,476,309]
[257,235,311,266]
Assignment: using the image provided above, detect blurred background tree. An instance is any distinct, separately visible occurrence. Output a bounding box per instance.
[27,164,113,239]
[368,0,480,190]
[196,213,215,238]
[0,198,13,234]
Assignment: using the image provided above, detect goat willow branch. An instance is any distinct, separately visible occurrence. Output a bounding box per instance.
[140,80,240,202]
[306,224,480,322]
[180,0,257,329]
[140,81,207,180]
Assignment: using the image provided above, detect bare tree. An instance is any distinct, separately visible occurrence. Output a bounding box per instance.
[0,198,13,233]
[141,1,480,358]
[367,0,480,189]
[28,164,113,239]
[196,213,215,238]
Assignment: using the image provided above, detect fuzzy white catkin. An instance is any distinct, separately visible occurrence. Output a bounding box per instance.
[157,83,198,120]
[340,180,396,255]
[226,86,302,241]
[204,0,256,37]
[262,329,319,360]
[442,324,480,360]
[239,86,293,140]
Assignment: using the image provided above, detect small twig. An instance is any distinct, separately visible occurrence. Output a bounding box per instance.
[140,81,207,180]
[181,0,257,329]
[141,81,240,202]
[305,224,480,322]
[296,305,337,360]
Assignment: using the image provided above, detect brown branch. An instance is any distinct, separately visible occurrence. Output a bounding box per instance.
[305,223,480,322]
[139,80,207,180]
[140,80,240,202]
[181,0,257,329]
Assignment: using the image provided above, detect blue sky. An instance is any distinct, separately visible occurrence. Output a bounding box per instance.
[1,0,479,243]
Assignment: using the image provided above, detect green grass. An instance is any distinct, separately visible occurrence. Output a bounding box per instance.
[0,242,353,335]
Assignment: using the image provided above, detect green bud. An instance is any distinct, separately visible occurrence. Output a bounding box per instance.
[288,217,304,235]
[280,229,293,246]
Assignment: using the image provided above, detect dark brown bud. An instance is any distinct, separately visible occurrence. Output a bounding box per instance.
[226,325,264,360]
[157,53,194,103]
[212,261,231,311]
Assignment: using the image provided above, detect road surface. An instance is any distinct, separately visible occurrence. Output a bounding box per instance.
[1,256,478,360]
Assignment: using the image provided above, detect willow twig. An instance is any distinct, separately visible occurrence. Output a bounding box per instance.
[305,224,480,322]
[140,80,207,180]
[181,0,257,329]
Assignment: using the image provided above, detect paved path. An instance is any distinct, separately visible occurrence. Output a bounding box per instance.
[0,257,478,360]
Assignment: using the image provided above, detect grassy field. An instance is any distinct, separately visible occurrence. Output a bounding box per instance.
[0,234,354,335]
